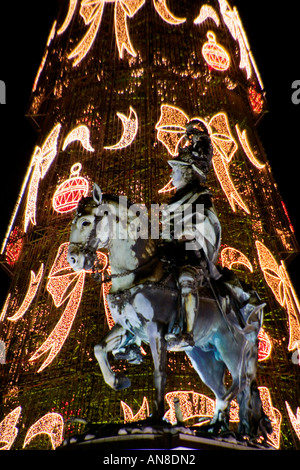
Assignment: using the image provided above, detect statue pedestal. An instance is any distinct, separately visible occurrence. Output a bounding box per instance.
[59,423,274,451]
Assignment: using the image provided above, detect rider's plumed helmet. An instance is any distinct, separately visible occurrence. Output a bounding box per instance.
[168,119,213,183]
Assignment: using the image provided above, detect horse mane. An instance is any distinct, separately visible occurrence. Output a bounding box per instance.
[102,193,135,208]
[76,193,134,216]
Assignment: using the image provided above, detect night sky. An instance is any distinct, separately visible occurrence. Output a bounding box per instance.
[0,1,300,304]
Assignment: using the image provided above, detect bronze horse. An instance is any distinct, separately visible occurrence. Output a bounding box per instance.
[67,184,271,438]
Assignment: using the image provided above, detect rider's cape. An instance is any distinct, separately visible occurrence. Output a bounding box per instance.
[162,181,221,277]
[162,182,263,328]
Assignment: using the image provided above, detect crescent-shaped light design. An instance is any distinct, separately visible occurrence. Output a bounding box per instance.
[153,0,186,25]
[7,264,44,322]
[62,125,95,152]
[104,106,138,150]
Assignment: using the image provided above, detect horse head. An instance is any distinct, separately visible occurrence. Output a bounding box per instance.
[67,183,107,271]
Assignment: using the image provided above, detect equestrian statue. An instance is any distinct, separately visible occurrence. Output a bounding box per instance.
[67,120,272,440]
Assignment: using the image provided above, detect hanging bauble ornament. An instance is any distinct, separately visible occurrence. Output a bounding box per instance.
[202,31,230,72]
[52,163,89,213]
[258,328,272,362]
[248,84,264,114]
[5,226,23,266]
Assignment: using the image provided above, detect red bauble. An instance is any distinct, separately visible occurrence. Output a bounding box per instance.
[258,328,272,362]
[202,31,230,72]
[52,163,89,214]
[248,84,264,114]
[6,226,23,266]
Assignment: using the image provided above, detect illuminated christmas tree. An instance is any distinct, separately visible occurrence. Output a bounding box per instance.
[1,0,300,449]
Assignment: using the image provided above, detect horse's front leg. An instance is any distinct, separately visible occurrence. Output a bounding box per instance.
[94,324,131,391]
[147,321,167,423]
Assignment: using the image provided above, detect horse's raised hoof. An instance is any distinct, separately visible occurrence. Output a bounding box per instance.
[113,373,131,391]
[113,345,144,365]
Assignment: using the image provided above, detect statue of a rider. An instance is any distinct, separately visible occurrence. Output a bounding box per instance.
[164,120,264,347]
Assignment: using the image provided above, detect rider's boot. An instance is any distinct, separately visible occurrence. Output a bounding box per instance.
[165,270,198,347]
[180,290,197,346]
